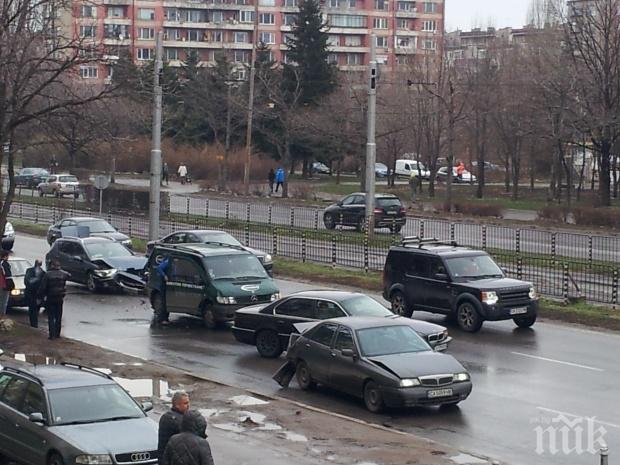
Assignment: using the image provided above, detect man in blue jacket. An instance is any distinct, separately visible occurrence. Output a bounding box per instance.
[275,167,285,193]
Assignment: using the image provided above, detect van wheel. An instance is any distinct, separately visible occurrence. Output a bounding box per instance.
[256,330,283,358]
[390,291,413,318]
[324,213,336,230]
[296,361,316,390]
[47,453,65,465]
[202,307,216,329]
[513,314,537,328]
[456,301,483,333]
[363,380,384,413]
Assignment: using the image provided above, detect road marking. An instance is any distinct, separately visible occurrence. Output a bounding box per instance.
[511,352,604,372]
[537,407,620,429]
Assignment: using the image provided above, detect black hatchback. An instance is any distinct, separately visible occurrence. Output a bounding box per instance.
[323,193,406,233]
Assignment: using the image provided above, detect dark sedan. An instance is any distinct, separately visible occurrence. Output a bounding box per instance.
[233,291,451,358]
[47,217,132,248]
[275,317,472,413]
[15,167,50,189]
[323,193,406,233]
[146,230,273,275]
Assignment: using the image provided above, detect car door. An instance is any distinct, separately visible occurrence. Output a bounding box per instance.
[350,195,366,225]
[402,253,430,310]
[165,256,205,315]
[56,241,82,281]
[328,326,365,396]
[302,323,338,384]
[424,257,453,313]
[42,176,56,194]
[273,298,317,338]
[13,381,49,465]
[0,375,28,460]
[58,219,77,239]
[71,242,91,284]
[163,233,187,245]
[338,195,357,225]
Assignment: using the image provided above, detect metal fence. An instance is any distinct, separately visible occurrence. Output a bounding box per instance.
[8,198,620,307]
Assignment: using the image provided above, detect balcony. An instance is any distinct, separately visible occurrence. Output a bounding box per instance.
[103,18,132,25]
[103,0,132,5]
[163,39,253,49]
[163,19,255,30]
[328,45,368,53]
[325,26,369,35]
[163,0,253,11]
[395,10,418,18]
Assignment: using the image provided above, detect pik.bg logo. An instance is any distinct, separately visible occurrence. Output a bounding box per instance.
[532,413,607,455]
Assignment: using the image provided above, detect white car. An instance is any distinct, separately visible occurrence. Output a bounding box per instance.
[437,167,477,183]
[394,159,430,179]
[37,174,80,198]
[1,222,14,250]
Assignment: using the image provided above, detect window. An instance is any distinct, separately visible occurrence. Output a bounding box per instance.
[373,17,388,29]
[165,8,179,21]
[397,18,409,29]
[79,66,98,78]
[326,35,339,46]
[327,53,339,64]
[236,0,249,4]
[424,1,437,13]
[234,31,248,43]
[284,0,297,6]
[138,8,155,20]
[107,7,123,18]
[375,36,387,47]
[259,32,275,44]
[0,374,12,398]
[21,383,46,416]
[164,28,180,40]
[211,11,223,23]
[328,14,365,28]
[188,29,203,41]
[165,48,179,60]
[316,300,345,319]
[188,10,203,22]
[374,0,388,9]
[348,0,356,7]
[137,48,153,60]
[422,38,436,50]
[80,4,95,18]
[210,31,223,42]
[240,10,255,23]
[344,35,361,46]
[283,13,297,25]
[0,376,28,410]
[429,258,447,278]
[79,25,96,38]
[138,27,154,39]
[309,323,337,346]
[276,298,315,318]
[397,36,410,48]
[259,13,275,25]
[259,0,276,4]
[422,20,437,32]
[397,1,411,10]
[168,257,203,285]
[334,327,354,351]
[328,0,338,7]
[346,53,362,65]
[233,50,249,63]
[341,195,356,206]
[404,254,429,277]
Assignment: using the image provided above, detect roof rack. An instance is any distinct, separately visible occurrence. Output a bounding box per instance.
[2,366,43,385]
[157,242,247,254]
[60,362,113,380]
[401,236,458,248]
[200,241,248,252]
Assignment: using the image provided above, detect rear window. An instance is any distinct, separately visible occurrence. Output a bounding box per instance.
[377,198,401,208]
[59,176,78,182]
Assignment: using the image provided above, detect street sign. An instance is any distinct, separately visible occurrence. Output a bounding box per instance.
[94,175,110,215]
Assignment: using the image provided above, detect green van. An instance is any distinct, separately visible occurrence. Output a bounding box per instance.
[146,243,280,327]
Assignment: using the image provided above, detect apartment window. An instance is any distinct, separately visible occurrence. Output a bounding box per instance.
[79,66,98,79]
[397,18,409,29]
[284,0,297,6]
[165,8,179,21]
[233,50,249,63]
[259,0,276,5]
[234,31,249,43]
[348,0,356,7]
[104,24,129,39]
[424,2,437,13]
[374,0,388,10]
[344,35,361,46]
[139,28,155,39]
[283,32,294,44]
[373,17,388,29]
[397,36,411,48]
[328,14,365,27]
[328,0,338,7]
[327,53,339,64]
[422,20,437,32]
[107,7,123,18]
[259,13,275,24]
[138,8,155,20]
[259,32,276,44]
[188,10,203,22]
[375,36,387,47]
[422,39,436,50]
[283,13,297,25]
[211,11,223,23]
[79,25,96,38]
[211,31,223,41]
[164,28,180,40]
[346,53,361,65]
[137,48,153,60]
[236,0,249,4]
[165,48,179,60]
[80,5,95,18]
[326,35,339,46]
[234,68,247,80]
[240,10,255,23]
[397,2,411,10]
[188,29,203,41]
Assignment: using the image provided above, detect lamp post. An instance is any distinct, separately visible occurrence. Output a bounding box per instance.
[149,31,163,241]
[243,0,260,195]
[364,33,377,238]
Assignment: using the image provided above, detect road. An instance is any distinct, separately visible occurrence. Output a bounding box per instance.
[7,235,619,465]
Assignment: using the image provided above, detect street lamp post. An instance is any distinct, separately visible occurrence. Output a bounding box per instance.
[149,31,163,241]
[364,34,377,238]
[243,0,260,195]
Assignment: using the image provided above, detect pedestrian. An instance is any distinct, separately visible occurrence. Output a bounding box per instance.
[456,161,465,181]
[38,259,68,340]
[162,162,170,186]
[268,168,275,194]
[158,391,191,458]
[156,256,177,324]
[0,250,14,320]
[275,167,285,193]
[178,163,188,185]
[161,410,214,465]
[25,259,45,328]
[409,169,420,204]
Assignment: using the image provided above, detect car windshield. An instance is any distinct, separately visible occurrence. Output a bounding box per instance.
[59,175,78,182]
[196,232,242,247]
[79,220,116,233]
[48,384,144,425]
[8,260,31,276]
[204,254,267,280]
[357,325,431,357]
[340,295,393,317]
[376,198,401,208]
[445,254,504,279]
[85,242,133,259]
[376,163,388,170]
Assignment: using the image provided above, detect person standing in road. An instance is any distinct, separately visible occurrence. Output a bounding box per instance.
[178,163,188,184]
[158,391,191,458]
[161,410,214,465]
[0,250,13,319]
[24,259,45,328]
[409,169,420,205]
[155,256,174,324]
[268,168,275,194]
[38,260,68,340]
[275,167,285,193]
[456,161,465,181]
[162,162,170,186]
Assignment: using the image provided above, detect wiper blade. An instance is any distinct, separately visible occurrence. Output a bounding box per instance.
[104,416,139,422]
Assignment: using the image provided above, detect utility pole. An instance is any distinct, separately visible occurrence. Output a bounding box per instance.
[149,31,163,241]
[364,33,377,238]
[243,0,260,195]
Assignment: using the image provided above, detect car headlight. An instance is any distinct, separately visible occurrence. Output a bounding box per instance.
[270,292,280,302]
[94,268,117,278]
[122,239,132,247]
[4,223,14,235]
[75,455,113,464]
[529,286,538,300]
[454,372,470,382]
[216,296,237,305]
[481,291,499,305]
[263,254,273,264]
[10,289,22,296]
[400,378,421,388]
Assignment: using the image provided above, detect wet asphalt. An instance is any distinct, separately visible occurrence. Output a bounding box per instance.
[7,235,620,465]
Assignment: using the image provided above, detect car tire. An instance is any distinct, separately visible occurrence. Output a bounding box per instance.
[363,380,385,413]
[256,330,283,358]
[54,190,60,198]
[513,314,537,329]
[324,213,336,230]
[390,291,413,318]
[47,452,65,465]
[356,217,367,233]
[202,307,216,329]
[296,361,316,390]
[456,301,483,333]
[86,272,98,293]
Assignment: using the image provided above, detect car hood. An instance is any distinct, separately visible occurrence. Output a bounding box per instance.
[214,279,279,297]
[90,231,129,242]
[459,277,531,291]
[235,303,270,315]
[96,256,147,272]
[403,318,446,337]
[11,276,25,291]
[367,351,465,379]
[49,417,157,455]
[242,246,268,260]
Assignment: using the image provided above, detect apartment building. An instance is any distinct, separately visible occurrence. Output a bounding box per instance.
[70,0,444,81]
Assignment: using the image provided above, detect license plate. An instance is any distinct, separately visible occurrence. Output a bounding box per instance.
[510,307,528,315]
[387,211,397,215]
[427,388,453,399]
[434,343,448,352]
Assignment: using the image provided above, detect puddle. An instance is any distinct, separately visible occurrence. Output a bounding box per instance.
[280,431,308,442]
[449,453,489,464]
[229,395,269,406]
[112,362,144,367]
[212,423,245,433]
[14,354,57,364]
[237,411,267,424]
[113,377,170,399]
[199,408,230,418]
[257,422,282,431]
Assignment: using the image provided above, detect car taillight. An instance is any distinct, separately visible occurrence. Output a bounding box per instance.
[399,207,407,214]
[373,208,384,214]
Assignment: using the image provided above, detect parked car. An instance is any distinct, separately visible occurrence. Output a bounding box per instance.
[233,290,451,358]
[145,243,280,327]
[311,162,330,175]
[47,217,132,248]
[471,161,500,172]
[323,193,406,233]
[37,174,80,198]
[0,363,157,465]
[275,317,472,412]
[436,167,477,183]
[375,163,389,178]
[383,237,539,332]
[147,230,272,275]
[46,237,147,292]
[5,256,31,308]
[1,222,15,250]
[14,168,50,189]
[394,159,430,179]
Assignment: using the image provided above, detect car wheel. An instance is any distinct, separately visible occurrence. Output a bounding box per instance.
[47,453,65,465]
[356,216,367,233]
[296,361,316,390]
[202,307,216,329]
[390,224,403,234]
[85,273,98,293]
[323,213,336,230]
[38,189,44,197]
[513,314,537,329]
[54,190,60,198]
[256,330,283,358]
[456,301,483,333]
[363,380,385,413]
[390,291,413,318]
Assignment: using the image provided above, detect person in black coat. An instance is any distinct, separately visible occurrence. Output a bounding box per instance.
[0,250,13,319]
[161,410,214,465]
[24,260,45,328]
[158,391,190,457]
[268,168,275,194]
[38,260,69,339]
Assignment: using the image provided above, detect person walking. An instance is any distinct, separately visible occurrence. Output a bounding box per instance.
[268,168,275,194]
[162,163,170,186]
[38,260,68,340]
[161,410,214,465]
[275,167,285,193]
[409,169,420,205]
[0,250,13,319]
[158,391,191,458]
[24,259,45,328]
[178,163,188,185]
[456,161,465,181]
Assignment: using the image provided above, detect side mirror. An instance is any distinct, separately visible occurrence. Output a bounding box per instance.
[28,412,45,424]
[434,273,449,281]
[73,256,83,262]
[141,401,153,413]
[337,201,343,206]
[340,349,356,358]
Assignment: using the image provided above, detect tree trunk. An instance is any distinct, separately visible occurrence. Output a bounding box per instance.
[599,141,611,206]
[504,158,510,193]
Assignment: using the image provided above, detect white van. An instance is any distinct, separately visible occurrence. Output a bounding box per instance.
[395,159,430,179]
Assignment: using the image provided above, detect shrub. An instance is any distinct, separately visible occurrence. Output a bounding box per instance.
[289,184,317,201]
[83,184,166,212]
[537,205,569,223]
[453,202,504,218]
[572,207,620,228]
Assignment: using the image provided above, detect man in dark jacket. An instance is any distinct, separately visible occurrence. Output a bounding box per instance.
[25,260,45,328]
[161,410,214,465]
[158,391,190,457]
[0,250,13,319]
[38,260,69,340]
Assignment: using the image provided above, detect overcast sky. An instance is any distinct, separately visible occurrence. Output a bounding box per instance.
[445,0,532,31]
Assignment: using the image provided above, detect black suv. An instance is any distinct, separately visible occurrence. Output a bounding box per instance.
[323,193,406,233]
[382,238,539,332]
